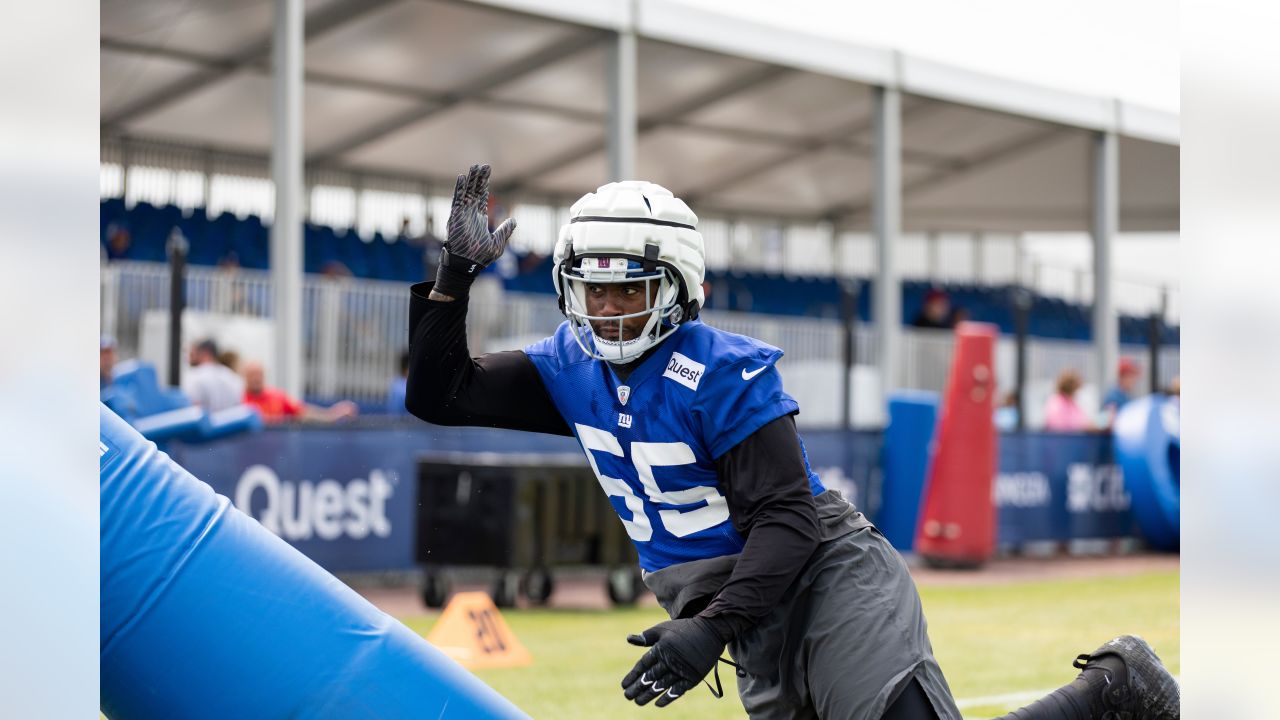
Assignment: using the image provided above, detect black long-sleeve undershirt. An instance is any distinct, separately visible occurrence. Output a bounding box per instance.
[697,413,821,640]
[405,282,570,435]
[405,281,821,640]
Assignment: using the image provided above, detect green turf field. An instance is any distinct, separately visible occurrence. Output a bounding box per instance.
[400,569,1178,719]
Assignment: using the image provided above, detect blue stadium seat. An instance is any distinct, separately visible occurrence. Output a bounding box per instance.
[128,202,169,262]
[339,232,372,278]
[101,199,128,252]
[369,236,398,281]
[393,240,427,283]
[311,225,343,275]
[208,211,238,263]
[233,215,269,270]
[181,208,222,266]
[97,201,1180,347]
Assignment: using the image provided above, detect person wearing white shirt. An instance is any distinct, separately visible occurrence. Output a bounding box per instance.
[182,339,245,412]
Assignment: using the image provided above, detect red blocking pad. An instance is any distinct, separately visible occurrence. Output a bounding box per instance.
[915,322,999,567]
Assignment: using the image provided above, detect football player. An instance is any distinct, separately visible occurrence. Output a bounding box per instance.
[406,164,1179,720]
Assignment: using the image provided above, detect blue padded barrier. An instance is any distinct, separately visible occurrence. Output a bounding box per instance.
[195,404,264,441]
[129,405,207,443]
[110,361,189,417]
[1113,396,1180,551]
[100,403,529,720]
[106,360,265,444]
[878,391,939,551]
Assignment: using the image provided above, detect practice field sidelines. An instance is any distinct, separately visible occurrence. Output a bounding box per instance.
[383,568,1177,720]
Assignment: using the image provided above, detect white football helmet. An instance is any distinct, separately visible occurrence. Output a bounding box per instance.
[553,180,705,364]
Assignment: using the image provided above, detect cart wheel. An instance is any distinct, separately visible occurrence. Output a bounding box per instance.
[606,565,643,606]
[491,570,521,608]
[421,571,452,609]
[522,566,555,606]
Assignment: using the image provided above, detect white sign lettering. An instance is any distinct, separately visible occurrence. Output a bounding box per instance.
[235,464,393,541]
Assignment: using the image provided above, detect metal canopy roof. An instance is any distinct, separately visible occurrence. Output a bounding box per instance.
[101,0,1179,232]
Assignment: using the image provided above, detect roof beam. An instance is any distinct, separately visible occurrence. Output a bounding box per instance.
[497,64,793,192]
[306,29,608,165]
[685,98,942,205]
[104,38,957,174]
[824,125,1067,222]
[101,0,399,129]
[669,119,958,168]
[101,36,603,126]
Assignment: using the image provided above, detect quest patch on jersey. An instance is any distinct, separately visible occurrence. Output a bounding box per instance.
[663,351,705,391]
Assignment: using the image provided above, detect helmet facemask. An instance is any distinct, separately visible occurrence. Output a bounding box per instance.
[558,254,686,364]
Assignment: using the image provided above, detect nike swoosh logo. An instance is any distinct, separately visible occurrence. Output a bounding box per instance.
[741,366,766,381]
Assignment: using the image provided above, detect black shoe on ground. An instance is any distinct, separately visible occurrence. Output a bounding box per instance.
[1073,635,1179,720]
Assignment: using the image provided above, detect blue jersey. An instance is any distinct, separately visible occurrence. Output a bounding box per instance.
[524,319,825,572]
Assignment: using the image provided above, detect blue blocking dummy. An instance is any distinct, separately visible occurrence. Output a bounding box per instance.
[1112,395,1180,552]
[100,403,528,720]
[878,391,940,551]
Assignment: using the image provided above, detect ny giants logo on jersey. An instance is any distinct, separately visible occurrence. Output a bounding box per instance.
[663,351,705,391]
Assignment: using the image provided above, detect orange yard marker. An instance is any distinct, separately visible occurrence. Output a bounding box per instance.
[425,592,532,669]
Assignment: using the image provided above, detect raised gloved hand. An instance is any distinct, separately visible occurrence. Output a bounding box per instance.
[621,616,727,707]
[433,164,516,298]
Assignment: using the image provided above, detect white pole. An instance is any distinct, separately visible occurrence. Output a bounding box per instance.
[873,85,903,393]
[271,0,304,396]
[1092,131,1119,393]
[606,28,637,181]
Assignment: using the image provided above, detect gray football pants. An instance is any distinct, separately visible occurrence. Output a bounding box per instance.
[643,491,962,720]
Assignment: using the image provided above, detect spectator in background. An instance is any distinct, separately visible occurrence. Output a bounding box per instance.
[242,360,358,424]
[1044,369,1094,432]
[182,339,245,412]
[386,350,410,416]
[1101,356,1142,428]
[321,259,352,278]
[947,306,970,327]
[100,334,138,419]
[911,288,953,329]
[517,249,546,275]
[1166,375,1180,398]
[218,349,240,374]
[105,221,132,260]
[100,335,118,390]
[994,390,1019,432]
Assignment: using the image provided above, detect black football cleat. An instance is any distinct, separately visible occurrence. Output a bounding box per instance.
[1073,635,1179,719]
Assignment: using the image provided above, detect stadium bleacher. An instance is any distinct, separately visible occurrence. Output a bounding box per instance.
[101,200,1178,345]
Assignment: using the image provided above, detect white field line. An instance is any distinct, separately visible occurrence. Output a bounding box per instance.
[957,675,1181,717]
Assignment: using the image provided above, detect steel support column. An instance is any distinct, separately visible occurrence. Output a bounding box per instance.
[606,28,637,181]
[873,86,903,394]
[1092,131,1119,393]
[271,0,304,397]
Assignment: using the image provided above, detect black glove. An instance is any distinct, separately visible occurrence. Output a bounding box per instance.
[621,616,727,708]
[433,164,516,298]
